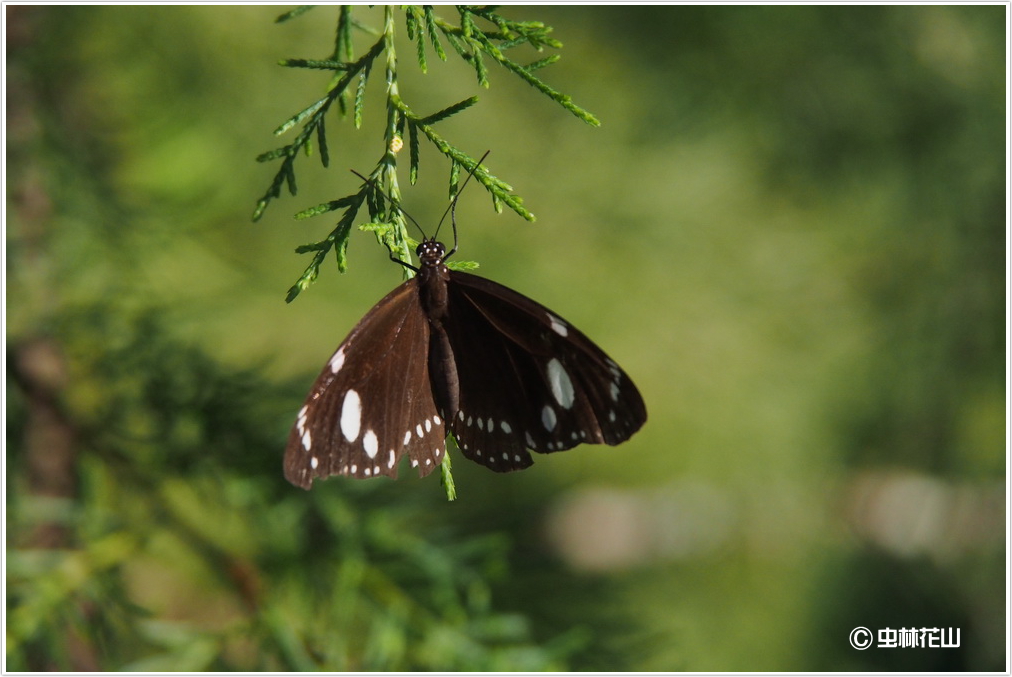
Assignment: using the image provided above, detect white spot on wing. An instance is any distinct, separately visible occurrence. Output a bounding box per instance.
[548,313,568,337]
[329,347,347,373]
[542,404,557,432]
[425,418,432,433]
[501,421,512,434]
[610,381,620,402]
[547,358,575,409]
[341,390,362,442]
[434,414,441,425]
[388,449,396,468]
[301,430,312,450]
[363,429,379,458]
[404,430,412,445]
[310,456,319,469]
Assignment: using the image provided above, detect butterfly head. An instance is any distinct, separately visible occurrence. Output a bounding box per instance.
[416,239,447,268]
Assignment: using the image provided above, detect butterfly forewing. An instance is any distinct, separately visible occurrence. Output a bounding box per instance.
[444,271,647,467]
[283,280,448,489]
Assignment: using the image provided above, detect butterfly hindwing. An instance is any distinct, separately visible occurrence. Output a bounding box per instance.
[444,270,647,470]
[438,287,536,472]
[283,279,448,489]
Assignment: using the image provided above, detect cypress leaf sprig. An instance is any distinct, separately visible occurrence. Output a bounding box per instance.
[253,5,597,302]
[275,5,314,24]
[279,58,352,71]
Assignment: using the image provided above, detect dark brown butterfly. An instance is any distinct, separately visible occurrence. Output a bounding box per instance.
[284,163,646,489]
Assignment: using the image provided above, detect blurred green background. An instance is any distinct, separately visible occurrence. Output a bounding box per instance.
[6,4,1006,671]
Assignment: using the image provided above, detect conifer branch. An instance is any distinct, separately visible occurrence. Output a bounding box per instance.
[253,5,597,299]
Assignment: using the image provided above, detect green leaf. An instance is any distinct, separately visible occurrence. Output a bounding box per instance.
[285,250,324,303]
[470,40,489,87]
[446,260,478,272]
[252,199,268,222]
[406,7,428,73]
[423,7,447,61]
[279,58,351,71]
[273,96,328,136]
[440,446,457,501]
[419,96,479,126]
[405,6,417,39]
[255,146,291,163]
[316,116,329,168]
[449,160,461,201]
[442,30,470,61]
[354,63,370,129]
[334,230,349,272]
[294,195,359,220]
[275,5,314,23]
[408,122,420,185]
[526,54,560,71]
[335,5,353,61]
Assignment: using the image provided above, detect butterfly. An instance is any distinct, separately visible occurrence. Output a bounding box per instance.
[284,162,646,489]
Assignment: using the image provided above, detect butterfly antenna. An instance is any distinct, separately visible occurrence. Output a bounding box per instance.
[434,150,491,259]
[350,169,427,239]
